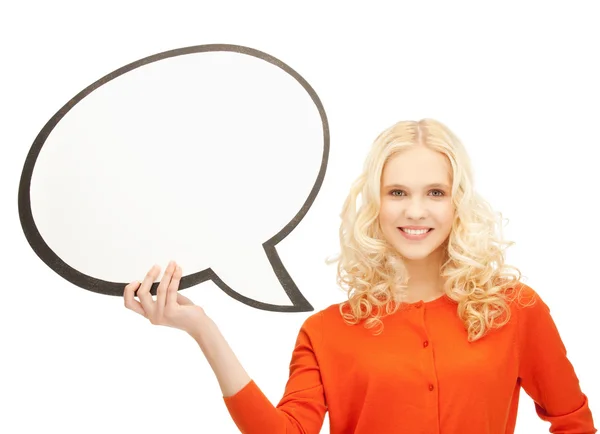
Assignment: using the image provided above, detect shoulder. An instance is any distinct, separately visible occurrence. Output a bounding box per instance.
[301,302,345,328]
[297,302,347,338]
[504,281,537,305]
[503,281,554,329]
[504,281,546,312]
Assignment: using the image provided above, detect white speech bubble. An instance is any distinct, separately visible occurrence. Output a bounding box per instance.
[19,45,329,311]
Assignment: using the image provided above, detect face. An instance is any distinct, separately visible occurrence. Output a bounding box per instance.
[378,145,454,263]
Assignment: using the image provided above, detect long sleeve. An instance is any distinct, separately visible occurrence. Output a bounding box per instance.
[222,312,327,434]
[517,289,596,433]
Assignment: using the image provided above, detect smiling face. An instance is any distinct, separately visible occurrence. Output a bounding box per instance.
[378,145,455,263]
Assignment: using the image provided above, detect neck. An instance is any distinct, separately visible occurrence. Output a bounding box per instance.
[402,250,447,303]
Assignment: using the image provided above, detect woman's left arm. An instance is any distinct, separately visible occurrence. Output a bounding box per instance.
[517,287,596,433]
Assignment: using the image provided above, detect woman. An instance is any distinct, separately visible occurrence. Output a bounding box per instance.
[124,119,596,433]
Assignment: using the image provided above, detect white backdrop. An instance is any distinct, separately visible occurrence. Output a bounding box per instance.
[1,1,598,433]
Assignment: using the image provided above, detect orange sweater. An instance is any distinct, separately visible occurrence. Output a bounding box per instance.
[223,285,596,433]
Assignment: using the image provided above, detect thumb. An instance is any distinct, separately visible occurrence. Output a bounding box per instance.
[177,293,195,306]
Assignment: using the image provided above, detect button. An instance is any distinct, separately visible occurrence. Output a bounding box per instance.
[415,302,423,308]
[428,384,434,391]
[423,340,429,348]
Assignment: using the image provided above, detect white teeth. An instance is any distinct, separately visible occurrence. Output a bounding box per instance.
[402,228,430,235]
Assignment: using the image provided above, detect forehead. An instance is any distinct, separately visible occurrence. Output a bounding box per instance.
[381,146,452,186]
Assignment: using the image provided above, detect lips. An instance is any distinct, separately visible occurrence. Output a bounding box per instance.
[398,227,434,240]
[399,228,433,233]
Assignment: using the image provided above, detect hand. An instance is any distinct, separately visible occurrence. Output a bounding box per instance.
[124,261,206,335]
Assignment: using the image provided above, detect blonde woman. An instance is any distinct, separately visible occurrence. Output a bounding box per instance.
[124,119,596,433]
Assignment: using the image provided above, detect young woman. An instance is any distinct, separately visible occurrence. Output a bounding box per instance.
[124,119,596,433]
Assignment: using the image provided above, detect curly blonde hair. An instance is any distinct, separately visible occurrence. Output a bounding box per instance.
[329,119,524,342]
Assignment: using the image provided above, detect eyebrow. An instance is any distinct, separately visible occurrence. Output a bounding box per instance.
[382,183,451,190]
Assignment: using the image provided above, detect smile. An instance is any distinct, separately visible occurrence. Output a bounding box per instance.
[398,228,433,240]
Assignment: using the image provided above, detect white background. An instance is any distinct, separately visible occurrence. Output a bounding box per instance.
[1,1,598,433]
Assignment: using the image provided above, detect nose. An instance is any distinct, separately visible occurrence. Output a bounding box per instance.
[405,197,428,220]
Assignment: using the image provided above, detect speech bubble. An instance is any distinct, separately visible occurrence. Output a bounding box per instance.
[18,44,329,312]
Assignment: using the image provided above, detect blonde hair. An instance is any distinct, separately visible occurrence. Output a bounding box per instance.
[329,119,523,342]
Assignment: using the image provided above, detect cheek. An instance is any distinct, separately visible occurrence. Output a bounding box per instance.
[378,201,397,227]
[437,206,455,229]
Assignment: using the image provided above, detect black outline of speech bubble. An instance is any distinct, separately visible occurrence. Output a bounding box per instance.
[18,44,329,313]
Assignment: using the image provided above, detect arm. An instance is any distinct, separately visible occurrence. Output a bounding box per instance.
[124,262,327,434]
[517,288,596,433]
[188,313,252,397]
[190,311,327,434]
[123,262,326,434]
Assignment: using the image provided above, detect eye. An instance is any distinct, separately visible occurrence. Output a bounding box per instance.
[388,189,445,197]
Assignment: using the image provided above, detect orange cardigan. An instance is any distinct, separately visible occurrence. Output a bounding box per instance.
[223,285,596,433]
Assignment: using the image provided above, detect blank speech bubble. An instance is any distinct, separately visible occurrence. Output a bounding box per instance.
[18,44,329,312]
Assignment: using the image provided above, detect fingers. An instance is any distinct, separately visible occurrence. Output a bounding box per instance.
[124,262,186,326]
[167,264,182,307]
[137,265,160,316]
[124,281,146,317]
[156,261,176,314]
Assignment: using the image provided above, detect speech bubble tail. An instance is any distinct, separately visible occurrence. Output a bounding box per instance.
[209,245,313,313]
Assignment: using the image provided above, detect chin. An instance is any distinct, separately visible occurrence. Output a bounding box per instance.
[389,238,443,261]
[382,230,446,261]
[395,250,433,261]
